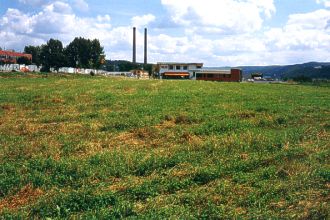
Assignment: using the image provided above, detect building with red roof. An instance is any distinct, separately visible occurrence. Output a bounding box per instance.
[0,50,32,64]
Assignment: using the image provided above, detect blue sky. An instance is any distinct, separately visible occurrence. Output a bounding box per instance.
[0,0,329,66]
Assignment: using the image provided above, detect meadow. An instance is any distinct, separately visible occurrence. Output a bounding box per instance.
[0,72,329,219]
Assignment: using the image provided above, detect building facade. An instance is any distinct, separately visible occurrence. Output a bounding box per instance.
[192,68,242,82]
[158,62,203,79]
[157,62,242,82]
[0,50,32,64]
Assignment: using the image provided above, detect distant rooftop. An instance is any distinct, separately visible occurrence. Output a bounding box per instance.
[0,50,32,58]
[157,62,203,66]
[191,69,231,74]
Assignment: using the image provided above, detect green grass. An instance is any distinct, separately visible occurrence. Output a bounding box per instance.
[0,73,329,219]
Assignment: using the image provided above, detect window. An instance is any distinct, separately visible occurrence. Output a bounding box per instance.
[183,66,188,70]
[176,65,181,70]
[161,65,168,69]
[169,65,174,70]
[197,65,202,69]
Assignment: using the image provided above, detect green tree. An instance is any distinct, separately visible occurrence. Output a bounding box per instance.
[65,37,89,68]
[117,61,140,71]
[143,64,153,76]
[40,39,66,72]
[65,37,104,69]
[90,39,105,68]
[24,45,41,66]
[17,56,32,65]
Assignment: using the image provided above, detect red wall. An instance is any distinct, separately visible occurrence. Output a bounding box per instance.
[230,69,242,82]
[0,50,32,64]
[196,69,242,82]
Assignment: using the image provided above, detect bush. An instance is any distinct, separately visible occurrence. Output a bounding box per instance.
[292,75,312,82]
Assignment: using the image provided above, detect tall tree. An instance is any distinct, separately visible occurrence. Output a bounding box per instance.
[65,37,104,69]
[65,37,88,68]
[40,39,66,72]
[90,39,105,69]
[24,45,41,66]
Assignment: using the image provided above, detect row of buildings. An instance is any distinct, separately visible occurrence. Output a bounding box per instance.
[0,49,242,82]
[157,62,242,82]
[0,50,32,64]
[0,64,39,72]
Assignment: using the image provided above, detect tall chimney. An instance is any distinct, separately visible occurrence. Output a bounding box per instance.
[133,27,136,64]
[144,28,147,65]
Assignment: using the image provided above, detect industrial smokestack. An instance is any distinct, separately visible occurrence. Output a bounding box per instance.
[133,27,136,63]
[144,28,147,65]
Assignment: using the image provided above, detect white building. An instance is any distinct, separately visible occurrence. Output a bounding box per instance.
[157,62,242,82]
[157,62,203,79]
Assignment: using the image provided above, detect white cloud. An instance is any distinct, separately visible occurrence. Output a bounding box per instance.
[17,0,89,11]
[131,14,156,28]
[0,2,115,52]
[147,33,269,65]
[73,0,89,12]
[43,1,72,14]
[18,0,49,6]
[161,0,275,34]
[265,9,330,51]
[316,0,330,7]
[147,6,330,65]
[2,1,330,66]
[262,9,330,64]
[97,14,111,23]
[0,8,33,34]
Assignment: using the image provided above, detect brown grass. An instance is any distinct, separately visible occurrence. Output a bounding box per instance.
[0,185,43,211]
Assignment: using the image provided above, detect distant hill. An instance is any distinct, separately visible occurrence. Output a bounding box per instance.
[237,62,330,79]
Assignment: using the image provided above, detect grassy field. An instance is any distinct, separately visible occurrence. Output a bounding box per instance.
[0,72,329,219]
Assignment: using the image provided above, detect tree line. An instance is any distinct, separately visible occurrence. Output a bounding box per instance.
[22,37,105,72]
[104,60,153,76]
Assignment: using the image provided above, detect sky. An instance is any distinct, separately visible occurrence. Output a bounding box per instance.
[0,0,329,66]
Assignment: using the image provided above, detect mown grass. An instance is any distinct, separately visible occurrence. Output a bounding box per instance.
[0,73,329,219]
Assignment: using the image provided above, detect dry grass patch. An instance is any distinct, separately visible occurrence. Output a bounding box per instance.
[115,132,146,147]
[0,185,43,211]
[1,104,16,111]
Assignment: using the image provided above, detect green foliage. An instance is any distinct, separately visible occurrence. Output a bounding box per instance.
[65,37,104,69]
[40,38,66,72]
[192,169,220,185]
[31,190,117,218]
[24,45,41,66]
[16,56,32,65]
[104,60,140,72]
[291,75,313,82]
[104,60,153,73]
[0,73,329,219]
[23,38,105,71]
[315,168,330,182]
